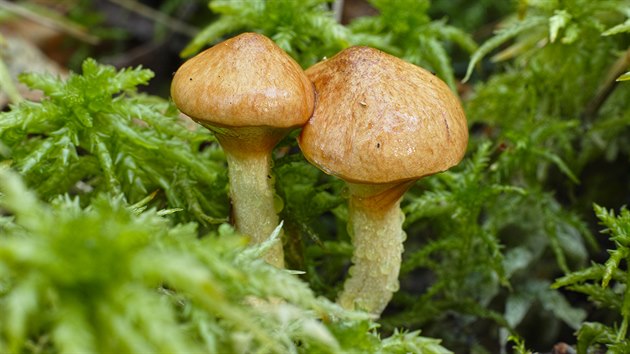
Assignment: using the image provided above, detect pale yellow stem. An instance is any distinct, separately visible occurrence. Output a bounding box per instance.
[337,182,411,315]
[209,126,288,268]
[224,150,284,268]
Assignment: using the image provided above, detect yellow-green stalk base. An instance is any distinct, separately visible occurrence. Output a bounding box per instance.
[337,182,410,315]
[224,150,284,268]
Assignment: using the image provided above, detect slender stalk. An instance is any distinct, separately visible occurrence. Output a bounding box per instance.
[583,47,630,122]
[223,150,284,268]
[215,126,286,268]
[337,182,411,315]
[0,0,100,45]
[0,54,22,104]
[332,0,344,23]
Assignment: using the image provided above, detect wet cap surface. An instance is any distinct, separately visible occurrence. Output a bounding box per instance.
[171,32,314,129]
[298,46,468,184]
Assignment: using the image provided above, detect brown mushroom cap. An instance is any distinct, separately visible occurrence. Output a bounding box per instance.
[171,32,314,129]
[298,46,468,184]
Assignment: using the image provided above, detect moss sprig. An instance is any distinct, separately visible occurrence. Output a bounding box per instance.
[0,58,228,224]
[0,168,453,353]
[553,205,630,353]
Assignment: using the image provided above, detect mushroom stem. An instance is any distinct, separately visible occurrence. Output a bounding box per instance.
[212,127,287,268]
[337,182,412,314]
[223,149,284,268]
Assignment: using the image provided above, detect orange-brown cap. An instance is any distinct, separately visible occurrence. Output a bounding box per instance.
[298,46,468,184]
[171,32,314,129]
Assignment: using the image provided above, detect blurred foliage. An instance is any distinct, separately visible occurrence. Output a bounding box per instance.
[0,168,451,353]
[429,0,513,32]
[0,33,22,105]
[182,0,477,89]
[446,0,628,350]
[349,0,477,90]
[181,0,348,66]
[0,0,630,352]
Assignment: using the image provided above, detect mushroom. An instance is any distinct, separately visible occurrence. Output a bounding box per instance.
[298,46,468,314]
[171,33,315,268]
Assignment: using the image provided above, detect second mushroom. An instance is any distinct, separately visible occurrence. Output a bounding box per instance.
[298,46,468,315]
